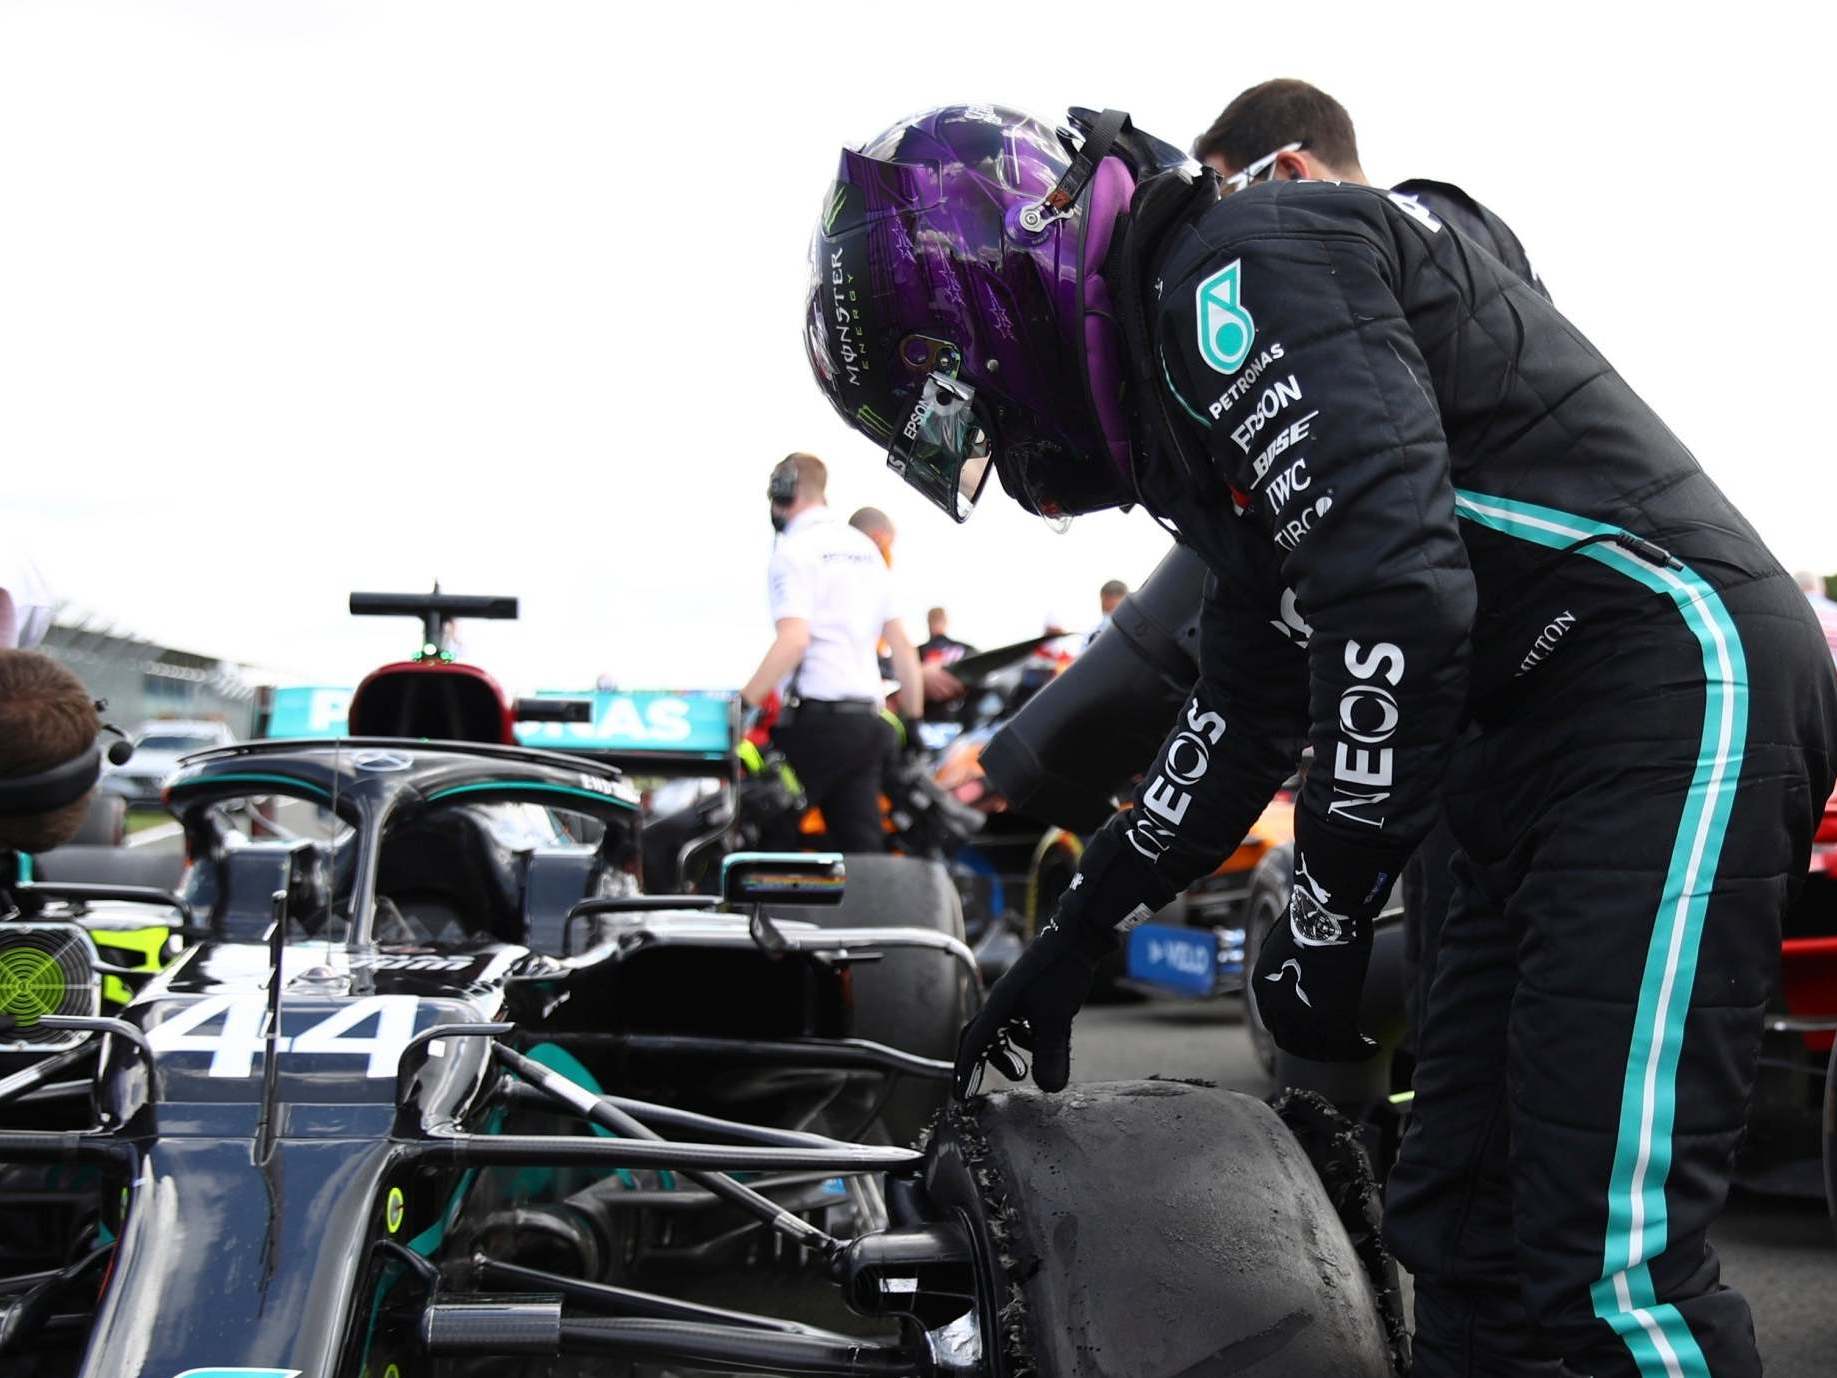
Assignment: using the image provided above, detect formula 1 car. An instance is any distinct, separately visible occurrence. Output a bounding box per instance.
[0,736,1406,1377]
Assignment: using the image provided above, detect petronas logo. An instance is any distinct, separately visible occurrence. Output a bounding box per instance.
[1195,260,1255,375]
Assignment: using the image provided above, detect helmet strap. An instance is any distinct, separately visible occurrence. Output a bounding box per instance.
[1018,108,1132,233]
[1066,106,1194,179]
[1105,170,1232,505]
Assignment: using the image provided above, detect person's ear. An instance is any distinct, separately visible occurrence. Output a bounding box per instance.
[1275,149,1314,183]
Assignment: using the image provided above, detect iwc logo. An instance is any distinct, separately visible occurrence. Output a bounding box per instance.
[1195,260,1255,375]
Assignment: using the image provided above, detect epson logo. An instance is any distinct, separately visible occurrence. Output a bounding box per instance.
[1231,375,1304,452]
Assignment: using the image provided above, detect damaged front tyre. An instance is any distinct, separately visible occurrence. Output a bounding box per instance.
[925,1079,1399,1377]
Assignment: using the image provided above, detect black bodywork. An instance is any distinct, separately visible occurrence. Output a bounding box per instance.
[0,739,985,1377]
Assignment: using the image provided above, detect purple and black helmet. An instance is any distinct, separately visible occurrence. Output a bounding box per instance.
[804,105,1140,523]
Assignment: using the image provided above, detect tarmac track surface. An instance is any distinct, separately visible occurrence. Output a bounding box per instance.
[1043,997,1837,1378]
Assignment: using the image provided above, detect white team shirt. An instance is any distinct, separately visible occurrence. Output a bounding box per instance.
[767,506,895,702]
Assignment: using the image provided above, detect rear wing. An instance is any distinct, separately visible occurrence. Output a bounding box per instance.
[513,690,740,779]
[260,686,741,780]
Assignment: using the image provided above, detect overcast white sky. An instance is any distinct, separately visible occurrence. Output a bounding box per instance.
[2,1,1831,690]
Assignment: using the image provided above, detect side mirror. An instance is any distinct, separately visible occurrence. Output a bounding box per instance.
[719,852,846,909]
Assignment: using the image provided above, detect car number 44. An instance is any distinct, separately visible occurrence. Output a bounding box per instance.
[144,994,422,1078]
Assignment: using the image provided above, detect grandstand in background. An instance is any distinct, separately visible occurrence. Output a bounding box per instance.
[41,611,261,736]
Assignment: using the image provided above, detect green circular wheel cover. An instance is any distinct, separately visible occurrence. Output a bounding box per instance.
[0,948,64,1025]
[0,927,97,1048]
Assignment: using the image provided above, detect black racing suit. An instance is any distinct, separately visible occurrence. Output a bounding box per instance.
[1077,176,1837,1375]
[1390,178,1549,1052]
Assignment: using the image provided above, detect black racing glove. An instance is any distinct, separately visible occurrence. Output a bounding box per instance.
[952,917,1100,1095]
[954,829,1171,1097]
[1250,838,1399,1063]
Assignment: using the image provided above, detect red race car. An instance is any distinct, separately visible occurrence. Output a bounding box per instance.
[1744,781,1837,1233]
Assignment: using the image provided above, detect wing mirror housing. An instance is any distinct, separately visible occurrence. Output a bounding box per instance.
[718,852,846,909]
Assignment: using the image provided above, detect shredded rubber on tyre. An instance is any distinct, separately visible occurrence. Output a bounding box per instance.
[1272,1087,1412,1374]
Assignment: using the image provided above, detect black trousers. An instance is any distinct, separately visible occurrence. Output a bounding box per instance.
[769,707,890,854]
[1386,573,1837,1377]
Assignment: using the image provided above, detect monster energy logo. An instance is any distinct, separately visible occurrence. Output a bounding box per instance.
[823,184,848,234]
[856,405,893,438]
[829,249,864,388]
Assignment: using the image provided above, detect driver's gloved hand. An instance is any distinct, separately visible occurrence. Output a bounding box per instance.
[1251,844,1396,1063]
[954,831,1168,1097]
[953,910,1102,1095]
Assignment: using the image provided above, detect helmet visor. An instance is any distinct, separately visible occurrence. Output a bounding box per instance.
[887,372,993,523]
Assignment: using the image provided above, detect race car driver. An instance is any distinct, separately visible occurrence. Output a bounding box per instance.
[802,105,1837,1377]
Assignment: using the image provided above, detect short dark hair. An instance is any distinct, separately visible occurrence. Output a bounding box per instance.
[1099,579,1128,600]
[1193,79,1362,176]
[0,650,100,853]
